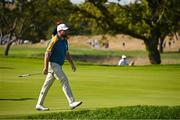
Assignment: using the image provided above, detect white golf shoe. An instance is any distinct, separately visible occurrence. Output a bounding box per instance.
[36,104,49,111]
[69,101,82,110]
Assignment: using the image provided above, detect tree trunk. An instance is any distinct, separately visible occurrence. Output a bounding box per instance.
[4,39,16,56]
[159,34,166,53]
[148,47,161,64]
[159,38,164,53]
[145,39,161,64]
[143,24,162,64]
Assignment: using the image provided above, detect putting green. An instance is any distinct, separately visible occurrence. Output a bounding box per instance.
[0,57,180,118]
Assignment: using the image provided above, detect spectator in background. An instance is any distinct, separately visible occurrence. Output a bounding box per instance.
[118,55,129,66]
[101,35,109,48]
[122,42,125,47]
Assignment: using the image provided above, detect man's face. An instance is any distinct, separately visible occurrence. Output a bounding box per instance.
[58,30,68,38]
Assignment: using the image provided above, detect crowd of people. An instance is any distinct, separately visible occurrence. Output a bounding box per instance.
[87,35,109,49]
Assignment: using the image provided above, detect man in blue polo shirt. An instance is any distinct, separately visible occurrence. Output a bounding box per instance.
[36,23,82,111]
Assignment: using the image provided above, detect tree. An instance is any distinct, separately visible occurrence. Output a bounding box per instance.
[158,0,180,53]
[0,0,54,56]
[1,0,23,56]
[1,0,36,55]
[0,0,76,56]
[71,0,180,64]
[48,0,83,35]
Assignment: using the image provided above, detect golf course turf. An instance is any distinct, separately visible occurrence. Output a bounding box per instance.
[0,56,180,118]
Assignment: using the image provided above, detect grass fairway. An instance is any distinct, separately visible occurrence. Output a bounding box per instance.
[0,57,180,118]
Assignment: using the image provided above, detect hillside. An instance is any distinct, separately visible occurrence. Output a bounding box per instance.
[68,34,180,51]
[2,34,180,65]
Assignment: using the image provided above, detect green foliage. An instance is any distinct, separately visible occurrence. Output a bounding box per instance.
[1,0,179,40]
[48,0,73,19]
[21,0,61,41]
[69,2,106,34]
[0,0,74,42]
[1,0,47,42]
[71,0,179,39]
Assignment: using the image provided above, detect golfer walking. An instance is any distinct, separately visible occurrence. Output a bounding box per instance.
[36,23,82,111]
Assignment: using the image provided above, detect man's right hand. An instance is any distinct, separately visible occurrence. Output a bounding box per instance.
[43,68,48,75]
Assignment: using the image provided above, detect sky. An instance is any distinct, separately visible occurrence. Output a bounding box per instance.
[70,0,136,5]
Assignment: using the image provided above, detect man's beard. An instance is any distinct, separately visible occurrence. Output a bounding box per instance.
[62,34,69,39]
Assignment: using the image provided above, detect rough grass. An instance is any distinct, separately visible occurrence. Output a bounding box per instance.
[23,105,180,119]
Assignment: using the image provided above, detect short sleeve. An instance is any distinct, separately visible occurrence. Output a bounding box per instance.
[46,36,58,52]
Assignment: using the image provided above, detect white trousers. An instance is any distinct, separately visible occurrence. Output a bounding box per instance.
[37,62,75,106]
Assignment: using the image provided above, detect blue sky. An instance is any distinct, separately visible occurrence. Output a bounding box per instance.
[70,0,136,5]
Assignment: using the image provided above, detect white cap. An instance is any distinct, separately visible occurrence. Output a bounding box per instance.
[122,55,126,59]
[57,24,69,32]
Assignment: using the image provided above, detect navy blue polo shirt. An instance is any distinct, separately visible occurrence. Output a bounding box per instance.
[46,35,68,65]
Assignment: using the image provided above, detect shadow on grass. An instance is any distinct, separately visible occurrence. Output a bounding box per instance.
[162,51,180,54]
[0,67,15,69]
[0,98,37,101]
